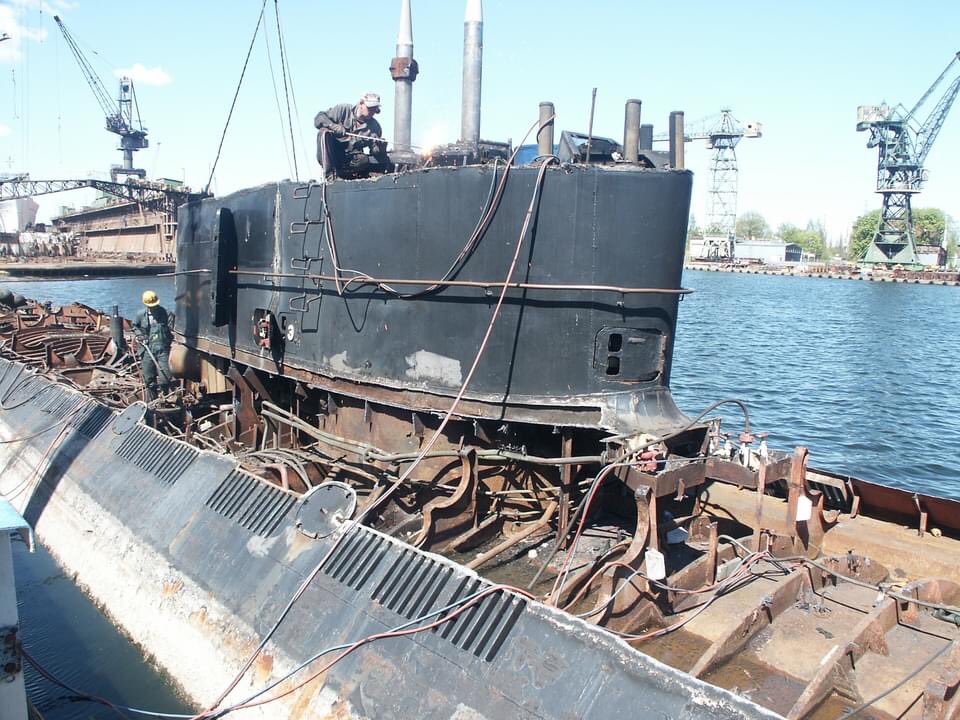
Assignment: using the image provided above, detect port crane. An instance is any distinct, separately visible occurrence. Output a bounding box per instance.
[656,109,762,259]
[53,15,149,182]
[857,51,960,268]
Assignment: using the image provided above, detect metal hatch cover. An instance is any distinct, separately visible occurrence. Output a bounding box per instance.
[112,402,147,435]
[295,481,357,539]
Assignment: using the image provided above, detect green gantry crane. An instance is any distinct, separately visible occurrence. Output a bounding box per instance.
[857,52,960,269]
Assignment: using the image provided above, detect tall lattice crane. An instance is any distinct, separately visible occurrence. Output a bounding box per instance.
[54,15,149,182]
[656,109,761,258]
[857,52,960,268]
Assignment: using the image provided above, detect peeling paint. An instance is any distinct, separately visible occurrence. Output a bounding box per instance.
[449,704,490,720]
[246,531,280,558]
[404,350,463,387]
[327,351,360,375]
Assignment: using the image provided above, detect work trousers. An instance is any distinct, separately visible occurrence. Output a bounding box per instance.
[141,347,172,401]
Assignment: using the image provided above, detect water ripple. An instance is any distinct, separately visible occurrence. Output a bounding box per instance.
[674,270,960,499]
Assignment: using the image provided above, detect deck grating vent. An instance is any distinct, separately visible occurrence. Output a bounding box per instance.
[39,388,87,421]
[371,548,524,662]
[3,374,49,406]
[321,531,388,592]
[205,469,297,537]
[73,403,113,439]
[115,425,198,485]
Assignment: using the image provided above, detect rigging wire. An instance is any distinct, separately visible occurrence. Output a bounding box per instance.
[205,584,535,717]
[842,641,951,718]
[204,0,269,195]
[273,0,298,181]
[259,14,294,178]
[272,3,307,175]
[20,585,529,720]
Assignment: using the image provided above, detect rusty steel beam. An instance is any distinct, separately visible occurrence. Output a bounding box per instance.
[689,568,809,679]
[467,501,557,571]
[414,450,481,551]
[618,462,707,499]
[922,640,960,720]
[556,430,575,550]
[785,598,897,719]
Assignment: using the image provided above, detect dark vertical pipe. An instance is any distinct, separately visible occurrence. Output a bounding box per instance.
[584,88,597,164]
[623,99,641,164]
[639,123,654,151]
[110,305,126,354]
[538,102,555,158]
[460,0,483,146]
[669,111,685,169]
[391,0,418,154]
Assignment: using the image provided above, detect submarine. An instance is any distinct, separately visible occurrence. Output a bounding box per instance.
[0,2,958,719]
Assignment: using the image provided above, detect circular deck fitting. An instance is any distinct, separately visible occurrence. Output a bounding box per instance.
[113,402,147,434]
[295,481,357,539]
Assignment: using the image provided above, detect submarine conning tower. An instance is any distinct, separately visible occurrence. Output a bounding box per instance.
[172,0,695,441]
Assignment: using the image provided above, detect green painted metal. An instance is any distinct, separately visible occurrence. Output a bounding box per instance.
[857,52,960,270]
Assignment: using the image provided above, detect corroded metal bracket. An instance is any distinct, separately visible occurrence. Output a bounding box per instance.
[922,640,960,720]
[414,450,480,551]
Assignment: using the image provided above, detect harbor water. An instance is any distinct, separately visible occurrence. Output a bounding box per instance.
[5,268,960,716]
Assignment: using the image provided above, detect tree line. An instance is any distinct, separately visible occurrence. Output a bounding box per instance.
[689,209,956,261]
[847,208,955,261]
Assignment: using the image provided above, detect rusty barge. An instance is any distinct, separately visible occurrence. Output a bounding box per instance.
[1,2,959,719]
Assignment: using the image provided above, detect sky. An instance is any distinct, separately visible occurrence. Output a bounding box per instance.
[0,0,958,245]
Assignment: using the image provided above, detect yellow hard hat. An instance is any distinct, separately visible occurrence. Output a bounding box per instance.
[142,290,160,307]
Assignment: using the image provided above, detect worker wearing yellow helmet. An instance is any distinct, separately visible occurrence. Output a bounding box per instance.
[132,290,175,401]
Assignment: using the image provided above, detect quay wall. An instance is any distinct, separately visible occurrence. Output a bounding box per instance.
[685,262,960,286]
[0,360,778,720]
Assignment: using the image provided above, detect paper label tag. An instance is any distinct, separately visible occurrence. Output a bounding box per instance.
[796,494,813,522]
[645,548,666,581]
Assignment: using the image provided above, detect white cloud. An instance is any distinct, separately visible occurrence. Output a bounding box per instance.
[114,64,172,87]
[9,0,74,14]
[0,125,11,138]
[0,3,49,64]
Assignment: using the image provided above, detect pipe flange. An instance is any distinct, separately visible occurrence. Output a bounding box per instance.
[295,481,357,539]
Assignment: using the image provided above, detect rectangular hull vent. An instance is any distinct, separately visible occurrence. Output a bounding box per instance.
[115,425,198,485]
[321,529,388,593]
[371,549,525,662]
[34,385,111,439]
[73,403,113,439]
[205,469,296,537]
[39,389,87,421]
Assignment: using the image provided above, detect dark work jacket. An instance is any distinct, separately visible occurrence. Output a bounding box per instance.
[314,103,388,161]
[133,306,174,354]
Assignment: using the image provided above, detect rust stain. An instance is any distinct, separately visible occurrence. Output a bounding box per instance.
[284,529,318,563]
[161,577,184,597]
[253,652,274,685]
[321,699,357,720]
[189,606,208,626]
[287,672,345,719]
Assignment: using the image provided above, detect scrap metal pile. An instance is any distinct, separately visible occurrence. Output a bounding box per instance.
[0,293,144,408]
